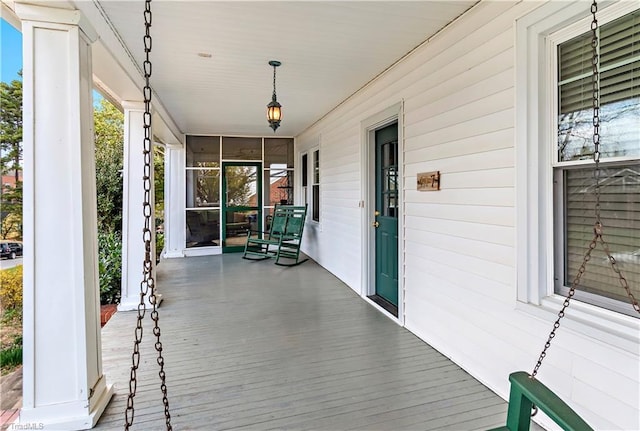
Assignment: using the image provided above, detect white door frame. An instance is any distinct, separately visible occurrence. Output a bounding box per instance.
[360,101,405,325]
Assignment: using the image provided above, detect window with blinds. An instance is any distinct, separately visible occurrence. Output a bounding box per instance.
[554,8,640,316]
[557,166,640,314]
[557,9,639,162]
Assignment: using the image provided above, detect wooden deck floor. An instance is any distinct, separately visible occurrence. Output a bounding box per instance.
[96,254,508,430]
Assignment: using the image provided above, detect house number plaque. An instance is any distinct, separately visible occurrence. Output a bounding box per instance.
[417,171,440,191]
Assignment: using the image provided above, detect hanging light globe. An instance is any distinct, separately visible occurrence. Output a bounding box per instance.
[267,60,282,132]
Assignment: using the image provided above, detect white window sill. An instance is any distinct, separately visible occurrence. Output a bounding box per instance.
[516,296,640,355]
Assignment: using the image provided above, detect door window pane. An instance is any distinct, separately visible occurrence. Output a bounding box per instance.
[225,210,256,246]
[225,166,258,207]
[222,137,262,160]
[382,141,396,166]
[384,167,397,192]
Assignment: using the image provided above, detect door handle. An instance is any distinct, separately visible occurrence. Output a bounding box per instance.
[372,221,379,228]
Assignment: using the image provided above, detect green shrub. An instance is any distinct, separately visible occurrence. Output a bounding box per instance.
[98,231,122,305]
[156,232,164,263]
[0,346,22,368]
[0,265,23,310]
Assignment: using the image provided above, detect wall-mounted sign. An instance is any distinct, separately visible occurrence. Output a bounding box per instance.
[417,171,440,191]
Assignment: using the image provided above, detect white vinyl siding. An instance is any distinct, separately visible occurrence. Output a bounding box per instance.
[296,1,640,430]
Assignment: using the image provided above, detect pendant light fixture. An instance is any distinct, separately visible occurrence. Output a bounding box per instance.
[267,60,282,132]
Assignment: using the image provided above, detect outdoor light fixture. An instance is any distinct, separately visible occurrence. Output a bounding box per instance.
[267,60,282,132]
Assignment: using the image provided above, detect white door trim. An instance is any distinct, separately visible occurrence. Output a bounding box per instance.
[360,101,404,325]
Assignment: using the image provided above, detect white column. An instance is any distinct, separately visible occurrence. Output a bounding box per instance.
[17,3,113,429]
[163,143,186,258]
[119,102,161,311]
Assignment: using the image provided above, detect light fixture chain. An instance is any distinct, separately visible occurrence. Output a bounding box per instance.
[272,64,277,100]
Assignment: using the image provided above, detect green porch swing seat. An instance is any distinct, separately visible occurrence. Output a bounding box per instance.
[488,372,593,431]
[242,204,309,266]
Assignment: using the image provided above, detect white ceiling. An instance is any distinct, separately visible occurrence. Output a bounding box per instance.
[83,1,477,137]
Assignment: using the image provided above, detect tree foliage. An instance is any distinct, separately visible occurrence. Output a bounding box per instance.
[94,98,124,233]
[98,231,122,304]
[0,74,23,239]
[154,145,165,225]
[225,166,253,206]
[0,74,22,179]
[0,188,22,239]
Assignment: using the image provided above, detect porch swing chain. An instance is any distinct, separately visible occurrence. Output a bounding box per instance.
[124,0,173,429]
[530,0,639,382]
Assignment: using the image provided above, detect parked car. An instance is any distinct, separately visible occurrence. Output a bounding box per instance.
[0,242,23,259]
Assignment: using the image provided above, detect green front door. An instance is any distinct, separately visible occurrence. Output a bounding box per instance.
[222,162,262,252]
[374,123,399,307]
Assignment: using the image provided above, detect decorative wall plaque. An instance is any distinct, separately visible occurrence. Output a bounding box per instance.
[417,171,440,191]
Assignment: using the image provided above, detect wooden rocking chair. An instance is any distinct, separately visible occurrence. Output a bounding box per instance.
[243,205,309,266]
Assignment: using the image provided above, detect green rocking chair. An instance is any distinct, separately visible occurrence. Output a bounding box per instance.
[243,205,309,266]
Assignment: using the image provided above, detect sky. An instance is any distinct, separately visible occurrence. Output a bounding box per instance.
[1,18,22,83]
[1,17,104,105]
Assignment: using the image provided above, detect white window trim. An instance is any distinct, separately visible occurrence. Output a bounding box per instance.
[515,0,639,351]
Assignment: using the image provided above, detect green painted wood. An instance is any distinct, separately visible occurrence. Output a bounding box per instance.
[274,205,308,266]
[487,371,594,431]
[375,123,399,306]
[242,204,288,259]
[222,162,262,253]
[243,205,309,266]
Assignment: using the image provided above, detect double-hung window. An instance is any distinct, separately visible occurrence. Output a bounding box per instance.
[301,153,308,206]
[552,9,639,316]
[312,149,320,222]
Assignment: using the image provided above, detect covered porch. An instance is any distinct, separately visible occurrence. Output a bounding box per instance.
[3,0,638,428]
[96,254,507,430]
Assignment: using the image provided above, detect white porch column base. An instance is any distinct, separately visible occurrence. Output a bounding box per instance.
[118,293,163,312]
[120,101,163,310]
[163,250,185,258]
[19,376,113,431]
[17,3,113,429]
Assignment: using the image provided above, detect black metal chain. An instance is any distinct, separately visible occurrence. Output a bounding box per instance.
[272,63,278,101]
[125,0,172,429]
[531,0,639,382]
[591,0,602,224]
